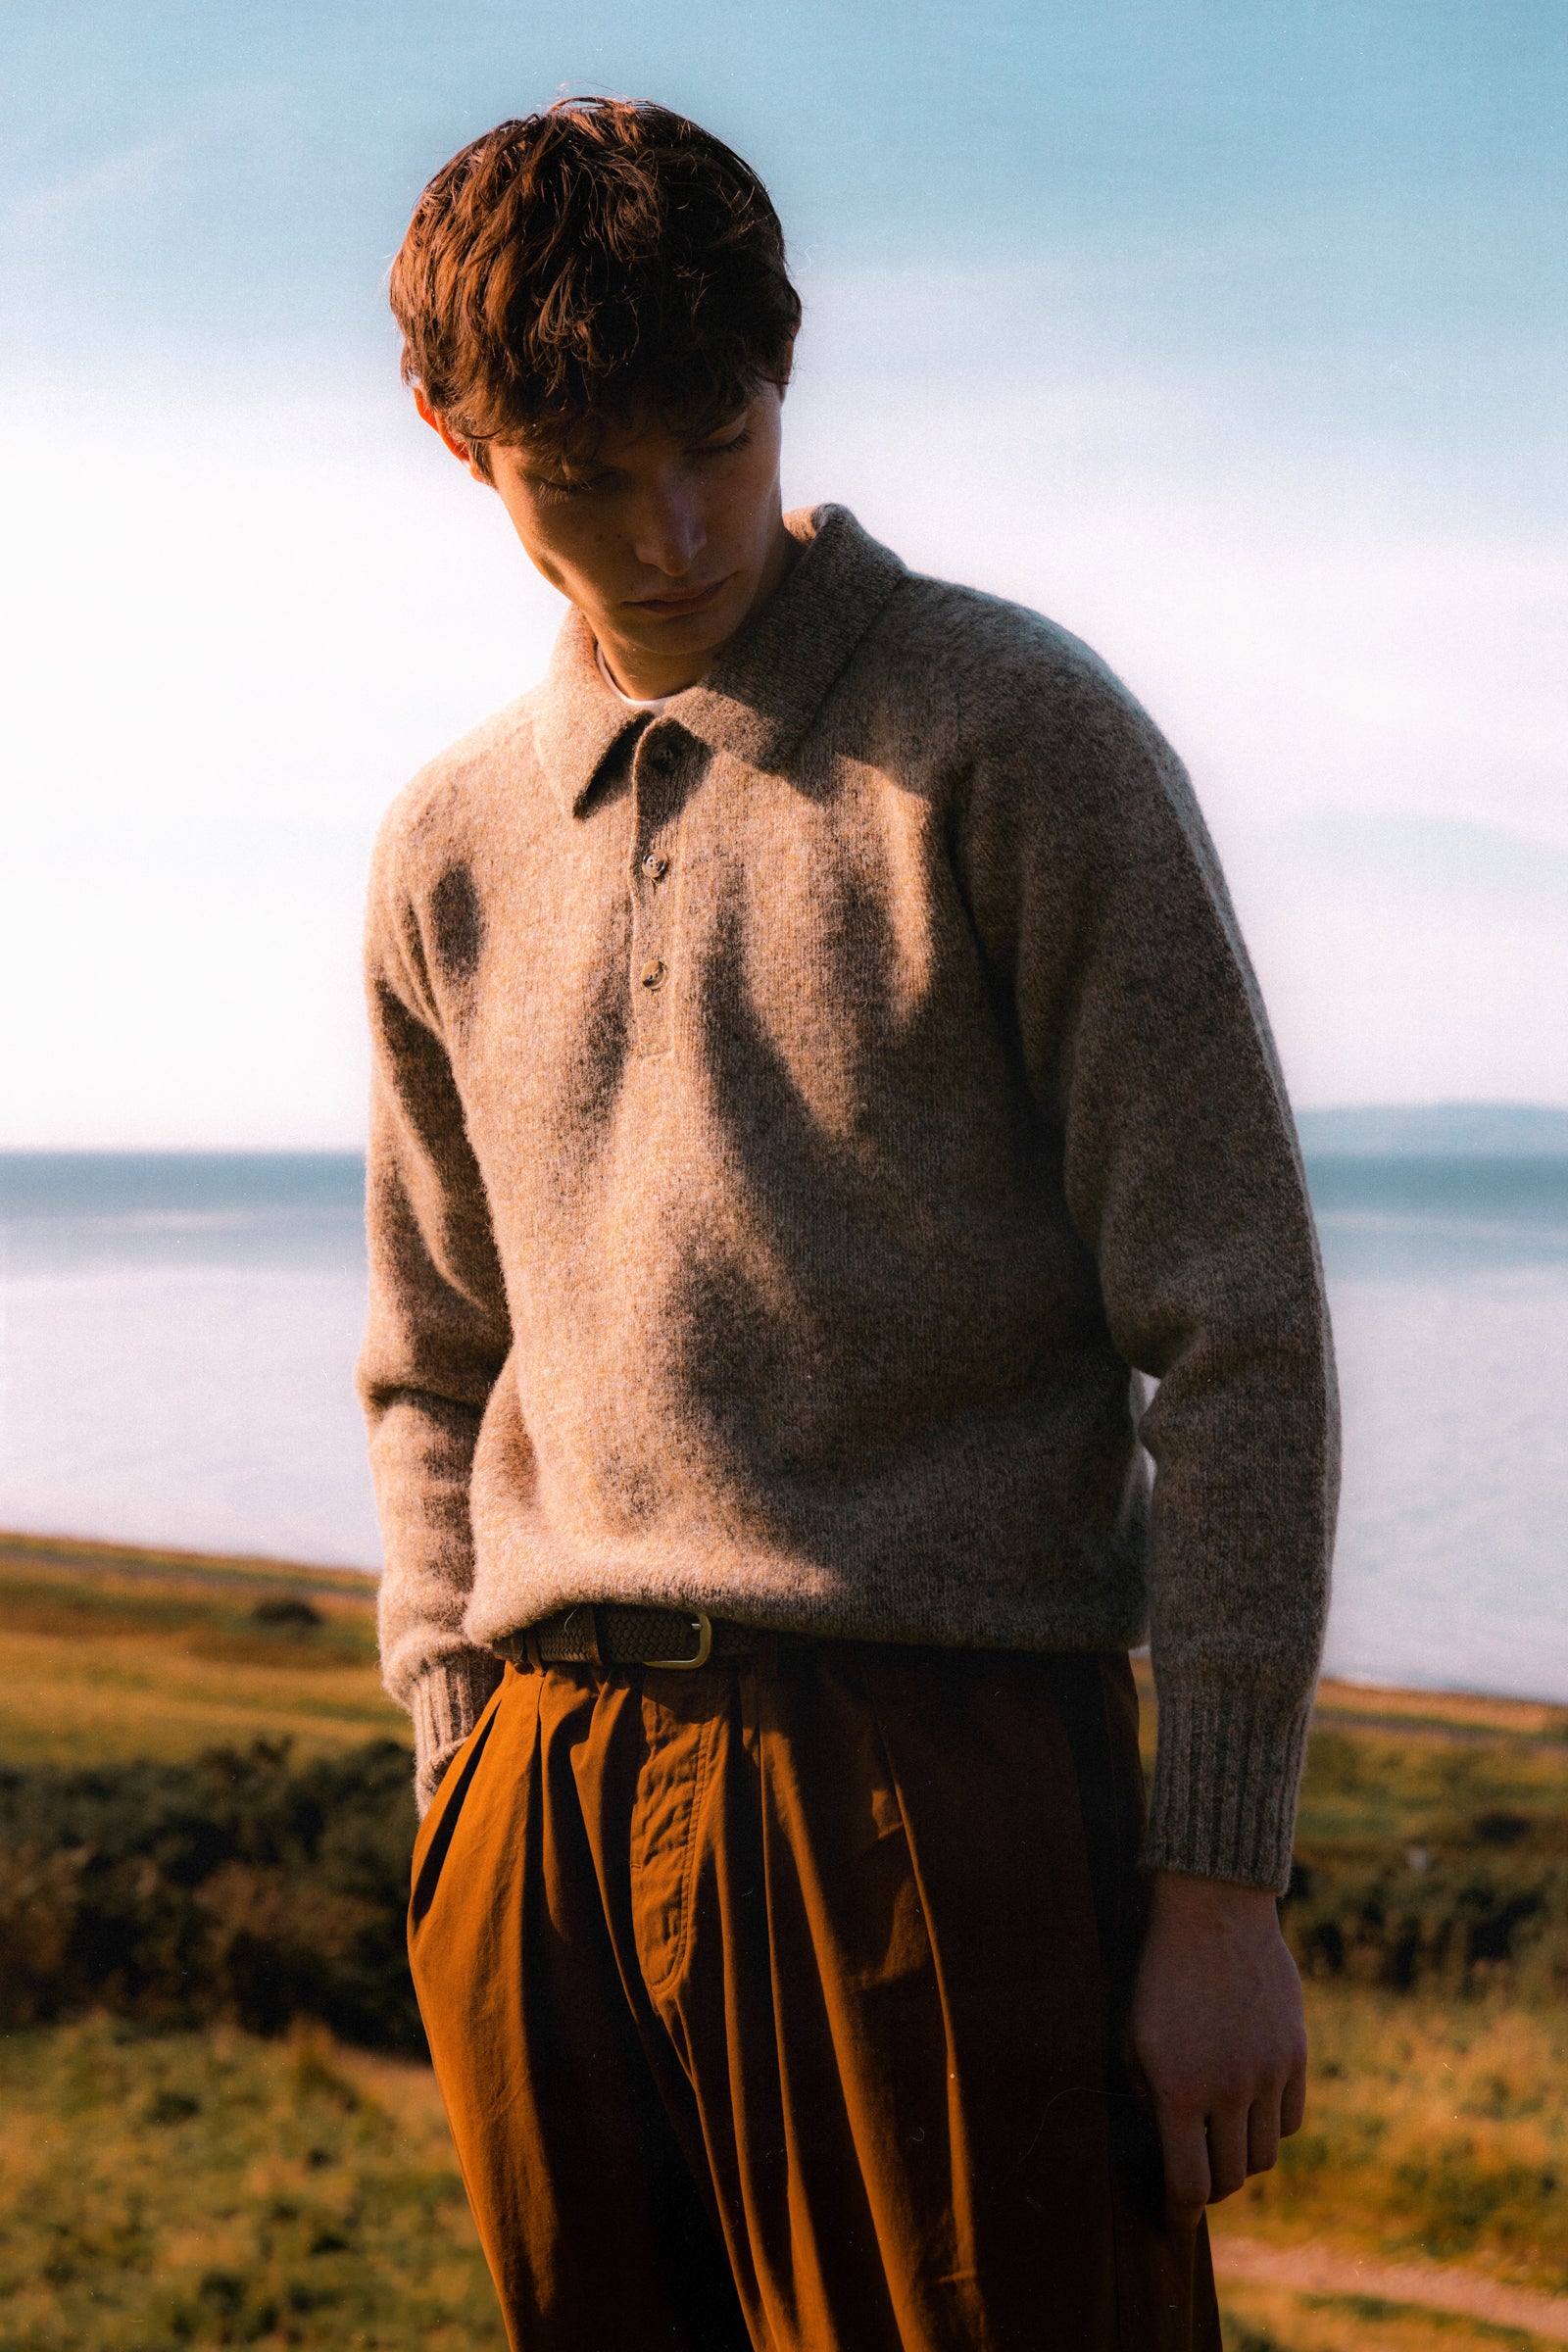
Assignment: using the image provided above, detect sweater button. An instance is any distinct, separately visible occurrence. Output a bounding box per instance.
[641,853,668,881]
[641,959,666,990]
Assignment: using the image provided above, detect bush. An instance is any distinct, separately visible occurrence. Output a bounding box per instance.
[1283,1849,1568,1999]
[0,1741,422,2052]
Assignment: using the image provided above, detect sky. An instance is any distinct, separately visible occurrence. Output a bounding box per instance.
[2,0,1565,1146]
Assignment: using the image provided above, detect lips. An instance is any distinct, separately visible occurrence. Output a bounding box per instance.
[630,575,731,616]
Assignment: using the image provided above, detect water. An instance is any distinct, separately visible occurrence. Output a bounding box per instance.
[2,1152,1566,1700]
[1308,1156,1568,1699]
[0,1155,377,1572]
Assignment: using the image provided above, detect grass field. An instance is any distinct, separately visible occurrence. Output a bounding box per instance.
[1217,2275,1557,2352]
[1227,1990,1568,2285]
[3,1532,1568,2350]
[0,1532,406,1766]
[0,2015,504,2351]
[5,1995,1564,2352]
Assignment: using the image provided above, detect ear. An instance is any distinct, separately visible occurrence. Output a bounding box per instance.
[414,387,487,480]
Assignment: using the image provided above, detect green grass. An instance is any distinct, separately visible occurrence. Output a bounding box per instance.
[0,2014,505,2350]
[1294,1723,1568,1859]
[1214,1984,1568,2293]
[1219,2278,1547,2352]
[0,1534,406,1767]
[1130,1654,1568,1862]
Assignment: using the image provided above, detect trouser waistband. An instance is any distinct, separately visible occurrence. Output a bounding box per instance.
[493,1602,769,1672]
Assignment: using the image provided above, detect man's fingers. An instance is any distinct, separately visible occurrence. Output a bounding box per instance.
[1155,2105,1210,2231]
[1281,2058,1307,2139]
[1251,2025,1308,2166]
[1247,2095,1281,2179]
[1204,2105,1250,2203]
[1158,2093,1291,2230]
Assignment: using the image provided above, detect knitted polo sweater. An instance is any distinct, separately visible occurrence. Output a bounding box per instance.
[359,503,1338,1888]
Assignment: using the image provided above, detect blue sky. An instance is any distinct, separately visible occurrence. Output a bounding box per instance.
[2,1,1564,1143]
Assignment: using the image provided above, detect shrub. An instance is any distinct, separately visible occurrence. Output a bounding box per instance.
[0,1741,422,2052]
[1283,1850,1568,1999]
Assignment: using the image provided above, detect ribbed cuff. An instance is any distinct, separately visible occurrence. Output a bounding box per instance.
[409,1649,504,1818]
[1143,1682,1314,1892]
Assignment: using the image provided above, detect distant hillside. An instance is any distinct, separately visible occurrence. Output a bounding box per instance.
[1296,1104,1568,1157]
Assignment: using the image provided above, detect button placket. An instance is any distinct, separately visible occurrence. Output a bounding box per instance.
[629,727,683,1056]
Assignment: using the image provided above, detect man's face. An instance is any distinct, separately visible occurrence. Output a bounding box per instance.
[421,384,794,698]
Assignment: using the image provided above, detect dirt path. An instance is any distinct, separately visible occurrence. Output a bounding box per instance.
[1213,2235,1568,2341]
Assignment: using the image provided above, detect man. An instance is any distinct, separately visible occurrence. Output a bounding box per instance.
[360,96,1337,2352]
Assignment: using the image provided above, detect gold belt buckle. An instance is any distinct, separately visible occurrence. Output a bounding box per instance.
[646,1608,713,1669]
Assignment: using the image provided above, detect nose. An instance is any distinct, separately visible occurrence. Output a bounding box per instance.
[631,476,707,578]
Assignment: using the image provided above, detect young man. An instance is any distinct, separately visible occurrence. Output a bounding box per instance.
[361,97,1337,2352]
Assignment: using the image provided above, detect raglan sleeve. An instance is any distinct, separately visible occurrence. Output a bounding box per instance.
[356,807,509,1814]
[972,640,1340,1890]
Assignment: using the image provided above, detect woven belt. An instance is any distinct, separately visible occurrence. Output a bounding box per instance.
[493,1602,763,1673]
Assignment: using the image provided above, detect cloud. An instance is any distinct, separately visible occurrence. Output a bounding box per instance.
[2,318,1564,1144]
[1218,814,1568,1109]
[0,133,193,241]
[1261,814,1568,910]
[782,308,1568,850]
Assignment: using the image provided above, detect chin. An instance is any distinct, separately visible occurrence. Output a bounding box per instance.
[629,593,747,659]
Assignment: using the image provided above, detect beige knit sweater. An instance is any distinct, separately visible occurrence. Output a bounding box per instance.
[359,503,1338,1887]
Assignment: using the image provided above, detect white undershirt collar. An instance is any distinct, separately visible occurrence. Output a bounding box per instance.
[595,638,673,716]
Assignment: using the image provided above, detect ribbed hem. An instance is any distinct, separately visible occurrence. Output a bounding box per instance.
[409,1649,504,1818]
[1143,1682,1314,1892]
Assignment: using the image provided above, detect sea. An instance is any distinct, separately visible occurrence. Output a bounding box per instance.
[2,1126,1565,1703]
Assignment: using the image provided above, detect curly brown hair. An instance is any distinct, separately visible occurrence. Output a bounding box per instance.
[390,98,802,477]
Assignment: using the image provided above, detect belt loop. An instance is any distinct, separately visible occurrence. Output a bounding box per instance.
[525,1627,544,1675]
[584,1603,604,1668]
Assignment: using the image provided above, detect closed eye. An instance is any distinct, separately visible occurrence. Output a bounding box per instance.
[693,428,753,462]
[533,470,612,501]
[529,426,753,501]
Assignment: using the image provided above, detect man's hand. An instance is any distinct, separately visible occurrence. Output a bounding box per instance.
[1128,1870,1307,2232]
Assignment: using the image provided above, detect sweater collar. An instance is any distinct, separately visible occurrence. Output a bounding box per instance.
[531,503,908,818]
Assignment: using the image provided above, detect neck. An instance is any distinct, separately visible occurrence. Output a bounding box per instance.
[597,509,801,700]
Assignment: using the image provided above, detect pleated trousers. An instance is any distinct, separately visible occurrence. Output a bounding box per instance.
[409,1640,1222,2352]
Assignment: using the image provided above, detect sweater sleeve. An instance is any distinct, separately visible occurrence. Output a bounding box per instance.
[972,647,1339,1889]
[356,814,508,1796]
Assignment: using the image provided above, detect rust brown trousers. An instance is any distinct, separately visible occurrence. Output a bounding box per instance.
[409,1641,1222,2352]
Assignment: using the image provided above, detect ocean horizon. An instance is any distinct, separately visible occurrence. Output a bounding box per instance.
[3,1112,1565,1704]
